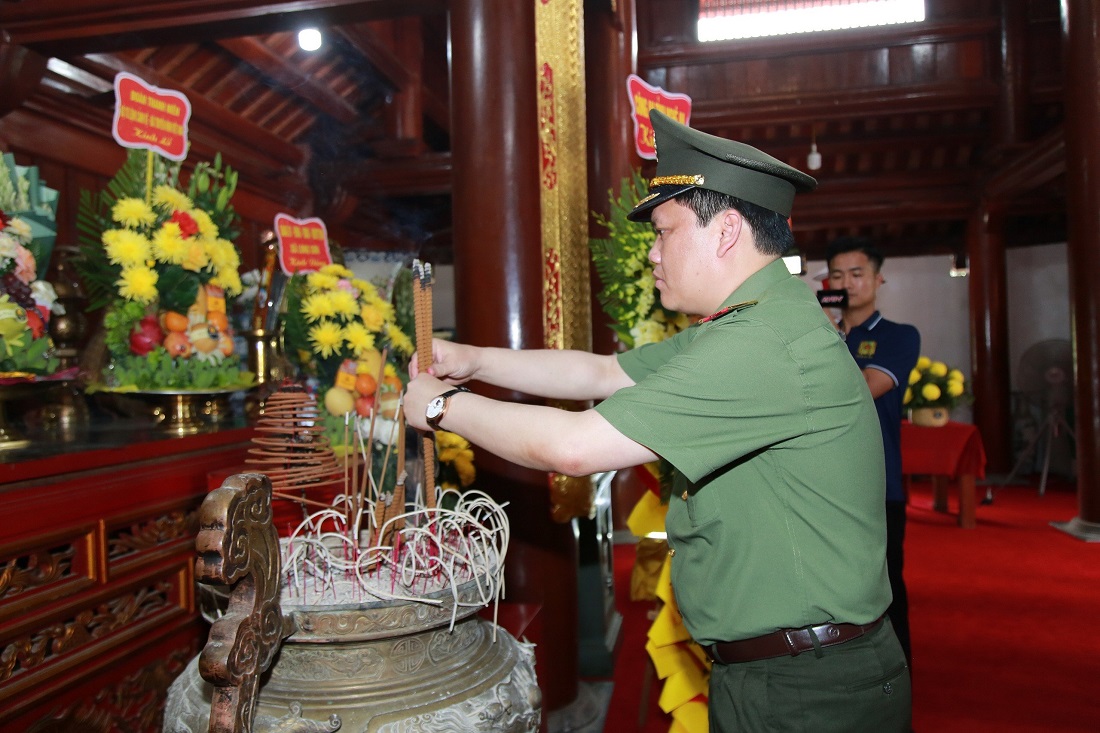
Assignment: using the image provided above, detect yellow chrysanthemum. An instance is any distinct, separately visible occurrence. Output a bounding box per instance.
[903,387,913,404]
[453,456,476,487]
[921,383,942,401]
[343,322,375,353]
[103,228,151,268]
[319,263,354,279]
[181,238,209,272]
[916,356,932,370]
[383,362,397,379]
[329,288,359,318]
[211,268,243,296]
[948,369,964,383]
[436,430,468,450]
[152,222,188,265]
[947,380,965,397]
[112,197,156,229]
[928,361,948,377]
[302,292,337,322]
[151,185,192,213]
[307,272,339,292]
[308,321,344,359]
[358,279,381,301]
[207,238,240,272]
[386,323,414,356]
[360,303,385,331]
[632,318,665,346]
[116,266,158,303]
[190,209,219,241]
[908,368,922,385]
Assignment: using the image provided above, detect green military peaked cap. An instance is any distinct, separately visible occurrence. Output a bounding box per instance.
[628,110,818,222]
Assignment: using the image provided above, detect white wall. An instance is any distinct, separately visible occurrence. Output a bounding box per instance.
[802,244,1073,425]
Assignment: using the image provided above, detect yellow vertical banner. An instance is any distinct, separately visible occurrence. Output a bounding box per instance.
[534,0,591,353]
[536,0,595,522]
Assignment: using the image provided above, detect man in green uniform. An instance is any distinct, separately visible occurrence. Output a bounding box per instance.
[406,110,911,731]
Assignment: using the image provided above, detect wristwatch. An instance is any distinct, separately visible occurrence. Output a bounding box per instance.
[425,386,470,430]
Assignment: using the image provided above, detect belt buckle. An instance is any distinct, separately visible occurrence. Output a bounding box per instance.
[782,629,802,657]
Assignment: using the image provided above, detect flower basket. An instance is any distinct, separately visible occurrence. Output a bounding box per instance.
[589,170,691,350]
[0,153,63,378]
[904,356,971,426]
[282,263,415,468]
[74,150,254,392]
[910,406,951,427]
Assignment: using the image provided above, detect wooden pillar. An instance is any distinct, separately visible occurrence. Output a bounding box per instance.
[994,0,1029,147]
[449,0,580,711]
[0,40,47,118]
[1059,0,1100,537]
[967,201,1012,473]
[585,0,641,356]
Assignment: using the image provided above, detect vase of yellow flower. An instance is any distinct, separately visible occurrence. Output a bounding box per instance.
[75,150,254,396]
[589,170,692,350]
[282,262,415,464]
[905,356,970,427]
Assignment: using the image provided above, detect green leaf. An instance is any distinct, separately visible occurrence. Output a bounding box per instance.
[156,264,200,314]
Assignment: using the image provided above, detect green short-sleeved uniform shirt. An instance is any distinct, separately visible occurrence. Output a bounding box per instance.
[595,259,891,646]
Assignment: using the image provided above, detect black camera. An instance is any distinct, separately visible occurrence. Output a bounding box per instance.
[816,289,848,309]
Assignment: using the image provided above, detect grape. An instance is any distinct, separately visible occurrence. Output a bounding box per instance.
[0,272,36,310]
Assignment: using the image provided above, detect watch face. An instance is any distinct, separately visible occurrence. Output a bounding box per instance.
[426,396,446,419]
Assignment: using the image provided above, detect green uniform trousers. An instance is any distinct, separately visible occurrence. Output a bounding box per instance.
[708,618,911,732]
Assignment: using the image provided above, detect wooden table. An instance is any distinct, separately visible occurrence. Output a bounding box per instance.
[901,420,987,528]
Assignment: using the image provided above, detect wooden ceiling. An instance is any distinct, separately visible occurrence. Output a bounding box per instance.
[1,0,1067,264]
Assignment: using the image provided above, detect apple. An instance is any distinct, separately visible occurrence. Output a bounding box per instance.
[355,394,376,418]
[129,315,165,355]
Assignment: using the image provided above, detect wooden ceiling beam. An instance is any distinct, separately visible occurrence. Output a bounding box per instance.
[983,126,1066,200]
[795,188,977,227]
[690,81,1000,128]
[217,37,359,125]
[326,151,453,197]
[337,23,449,133]
[0,0,446,55]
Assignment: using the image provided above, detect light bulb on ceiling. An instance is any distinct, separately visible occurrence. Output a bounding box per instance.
[805,127,822,171]
[807,127,822,171]
[298,28,323,52]
[807,143,822,171]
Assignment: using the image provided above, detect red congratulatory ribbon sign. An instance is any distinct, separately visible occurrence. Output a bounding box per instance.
[626,75,692,160]
[275,214,332,275]
[112,72,192,161]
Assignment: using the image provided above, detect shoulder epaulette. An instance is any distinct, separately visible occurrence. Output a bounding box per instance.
[699,300,758,323]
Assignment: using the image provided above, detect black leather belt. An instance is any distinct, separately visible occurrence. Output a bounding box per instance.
[706,616,885,664]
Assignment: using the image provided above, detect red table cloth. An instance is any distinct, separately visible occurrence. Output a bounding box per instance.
[901,420,986,480]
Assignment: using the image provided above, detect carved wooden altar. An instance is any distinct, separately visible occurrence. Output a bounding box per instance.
[0,425,255,732]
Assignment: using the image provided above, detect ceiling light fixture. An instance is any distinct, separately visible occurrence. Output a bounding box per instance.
[298,28,323,52]
[949,252,969,278]
[807,127,822,171]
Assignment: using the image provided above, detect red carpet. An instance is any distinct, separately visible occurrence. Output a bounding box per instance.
[599,479,1100,732]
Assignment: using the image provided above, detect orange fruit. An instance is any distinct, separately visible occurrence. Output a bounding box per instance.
[207,311,229,333]
[382,374,403,393]
[355,372,378,397]
[164,331,192,357]
[161,311,190,333]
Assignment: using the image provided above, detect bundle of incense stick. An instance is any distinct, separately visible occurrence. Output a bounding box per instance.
[412,259,437,511]
[245,386,344,496]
